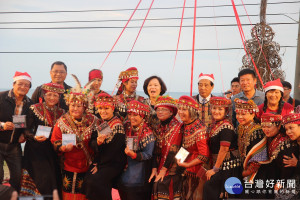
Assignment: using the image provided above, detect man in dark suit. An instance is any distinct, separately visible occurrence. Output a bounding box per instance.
[192,73,215,128]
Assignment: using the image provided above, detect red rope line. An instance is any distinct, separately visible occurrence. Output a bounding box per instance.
[231,0,264,86]
[212,0,225,95]
[232,1,249,61]
[172,0,186,73]
[240,0,275,80]
[125,0,155,64]
[190,0,197,96]
[100,0,142,69]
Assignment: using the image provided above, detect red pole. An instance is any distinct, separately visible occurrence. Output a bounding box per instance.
[190,0,197,96]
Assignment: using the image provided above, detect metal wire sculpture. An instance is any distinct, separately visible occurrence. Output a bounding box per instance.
[240,0,285,89]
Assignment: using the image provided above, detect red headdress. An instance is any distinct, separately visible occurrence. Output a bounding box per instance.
[116,67,139,95]
[261,113,282,127]
[127,100,150,118]
[154,96,178,115]
[282,113,300,126]
[94,93,116,109]
[210,96,231,107]
[89,69,103,81]
[234,98,259,114]
[42,83,65,94]
[177,95,200,114]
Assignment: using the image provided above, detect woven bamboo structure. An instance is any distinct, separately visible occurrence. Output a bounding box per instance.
[240,0,285,89]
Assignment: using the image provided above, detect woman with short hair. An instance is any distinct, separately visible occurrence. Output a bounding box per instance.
[176,95,209,200]
[118,100,155,200]
[150,96,183,200]
[143,75,167,130]
[203,97,241,200]
[235,99,270,199]
[51,76,98,199]
[20,83,65,196]
[83,93,126,200]
[258,79,294,118]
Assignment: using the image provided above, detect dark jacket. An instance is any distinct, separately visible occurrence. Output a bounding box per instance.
[287,96,300,109]
[31,82,71,111]
[0,90,33,144]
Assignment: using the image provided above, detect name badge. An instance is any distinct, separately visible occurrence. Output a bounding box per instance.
[127,136,138,151]
[36,125,52,138]
[13,115,26,128]
[62,134,76,146]
[97,122,112,136]
[175,147,190,163]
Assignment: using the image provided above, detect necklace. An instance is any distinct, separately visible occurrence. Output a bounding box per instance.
[130,121,144,145]
[123,91,136,98]
[122,92,136,106]
[42,102,57,127]
[44,103,56,111]
[239,121,255,159]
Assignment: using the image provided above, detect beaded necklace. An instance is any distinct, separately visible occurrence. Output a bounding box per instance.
[42,102,57,127]
[238,121,255,159]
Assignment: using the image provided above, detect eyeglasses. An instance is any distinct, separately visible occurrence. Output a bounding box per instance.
[16,83,30,88]
[51,70,66,75]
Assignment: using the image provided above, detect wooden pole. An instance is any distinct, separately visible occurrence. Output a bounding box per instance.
[294,11,300,99]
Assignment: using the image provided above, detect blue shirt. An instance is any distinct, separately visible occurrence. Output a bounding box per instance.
[231,89,265,127]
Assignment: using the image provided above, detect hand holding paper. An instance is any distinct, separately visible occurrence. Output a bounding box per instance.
[60,143,74,152]
[13,115,26,128]
[35,135,47,142]
[62,134,76,146]
[97,134,107,145]
[125,146,136,159]
[36,125,52,138]
[127,136,138,151]
[175,147,189,163]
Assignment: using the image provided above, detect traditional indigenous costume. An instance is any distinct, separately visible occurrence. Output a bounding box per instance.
[152,96,183,200]
[20,83,65,196]
[177,96,209,200]
[192,73,215,128]
[281,113,300,199]
[144,98,161,131]
[235,99,269,198]
[86,69,108,116]
[258,79,294,118]
[83,93,127,200]
[114,67,144,121]
[203,97,241,200]
[51,77,98,200]
[261,113,299,199]
[118,100,155,200]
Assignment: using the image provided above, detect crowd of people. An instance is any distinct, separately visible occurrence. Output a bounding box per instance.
[0,61,299,200]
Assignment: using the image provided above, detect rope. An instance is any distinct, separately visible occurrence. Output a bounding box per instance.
[100,0,142,69]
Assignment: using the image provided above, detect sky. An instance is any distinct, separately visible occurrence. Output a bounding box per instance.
[0,0,299,96]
